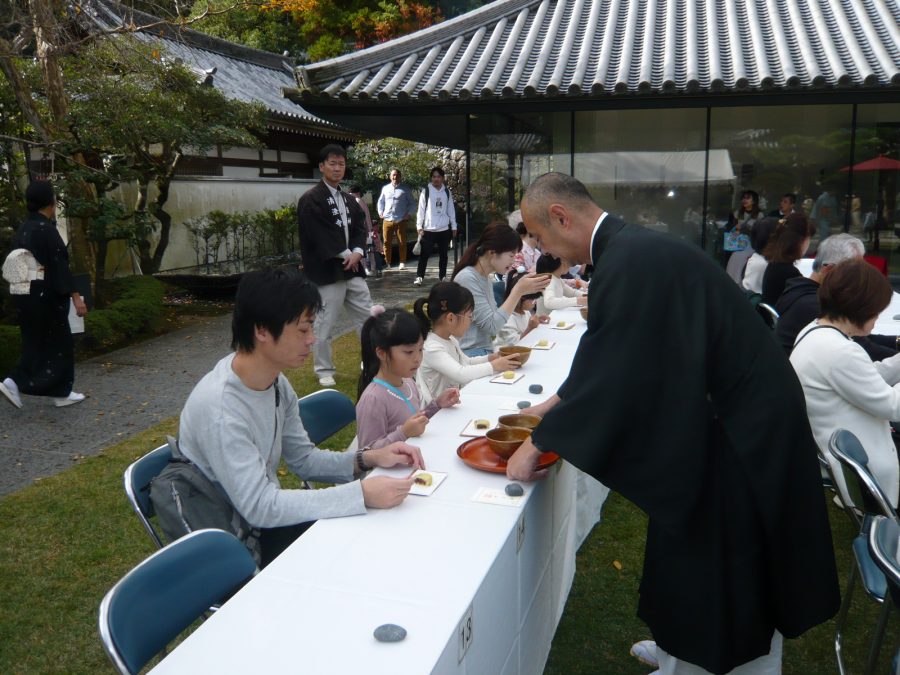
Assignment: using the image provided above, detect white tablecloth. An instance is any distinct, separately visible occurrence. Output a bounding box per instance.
[151,308,607,675]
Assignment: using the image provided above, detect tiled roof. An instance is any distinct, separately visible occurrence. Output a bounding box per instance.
[292,0,900,104]
[84,0,352,134]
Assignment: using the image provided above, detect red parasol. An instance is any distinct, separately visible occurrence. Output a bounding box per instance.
[840,155,900,172]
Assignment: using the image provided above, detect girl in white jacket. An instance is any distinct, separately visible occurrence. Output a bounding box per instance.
[414,282,522,403]
[535,252,587,314]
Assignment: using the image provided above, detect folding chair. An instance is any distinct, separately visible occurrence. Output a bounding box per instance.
[298,388,356,446]
[298,388,357,489]
[123,443,173,549]
[867,516,900,675]
[757,302,779,329]
[828,429,900,675]
[98,529,257,675]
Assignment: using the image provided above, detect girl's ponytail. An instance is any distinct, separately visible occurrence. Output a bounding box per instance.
[358,315,380,400]
[413,297,431,334]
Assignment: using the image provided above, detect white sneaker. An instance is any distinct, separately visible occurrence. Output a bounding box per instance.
[398,262,406,270]
[413,277,423,286]
[318,376,336,387]
[0,378,22,409]
[630,640,659,668]
[54,392,86,407]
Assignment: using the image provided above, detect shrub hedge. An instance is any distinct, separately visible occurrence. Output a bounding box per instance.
[83,276,165,349]
[0,276,165,375]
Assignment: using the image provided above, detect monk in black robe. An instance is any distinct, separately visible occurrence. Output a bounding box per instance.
[510,173,839,674]
[1,181,88,409]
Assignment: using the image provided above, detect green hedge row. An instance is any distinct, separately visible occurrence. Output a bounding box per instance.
[0,276,165,374]
[84,276,165,349]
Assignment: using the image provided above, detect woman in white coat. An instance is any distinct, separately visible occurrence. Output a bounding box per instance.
[790,258,900,507]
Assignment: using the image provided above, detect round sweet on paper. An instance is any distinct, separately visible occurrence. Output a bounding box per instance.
[374,623,407,642]
[505,483,524,497]
[528,384,543,394]
[517,400,531,409]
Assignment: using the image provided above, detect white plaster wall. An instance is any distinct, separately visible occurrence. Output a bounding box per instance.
[109,177,318,272]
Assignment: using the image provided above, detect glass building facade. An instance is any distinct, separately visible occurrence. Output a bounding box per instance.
[468,102,900,269]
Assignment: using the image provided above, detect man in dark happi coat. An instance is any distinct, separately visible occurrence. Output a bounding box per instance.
[297,144,372,387]
[1,181,88,409]
[509,173,839,674]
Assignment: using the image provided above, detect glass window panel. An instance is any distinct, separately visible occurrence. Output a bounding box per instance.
[468,112,571,236]
[708,105,853,263]
[573,109,708,247]
[852,103,900,271]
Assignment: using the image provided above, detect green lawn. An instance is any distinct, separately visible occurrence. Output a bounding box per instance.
[1,332,897,673]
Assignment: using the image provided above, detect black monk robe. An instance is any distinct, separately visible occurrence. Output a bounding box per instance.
[297,181,367,287]
[532,217,839,674]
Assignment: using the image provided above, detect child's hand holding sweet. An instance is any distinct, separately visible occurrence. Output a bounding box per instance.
[402,412,430,438]
[436,387,460,408]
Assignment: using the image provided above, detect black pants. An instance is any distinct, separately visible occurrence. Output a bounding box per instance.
[10,293,74,398]
[259,521,314,568]
[416,229,452,280]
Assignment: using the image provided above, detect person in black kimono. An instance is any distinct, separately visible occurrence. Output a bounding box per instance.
[509,173,839,674]
[1,181,88,409]
[297,144,372,387]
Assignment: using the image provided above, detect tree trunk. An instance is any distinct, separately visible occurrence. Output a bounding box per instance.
[0,37,51,142]
[94,238,109,307]
[149,149,182,273]
[135,179,153,272]
[28,0,96,279]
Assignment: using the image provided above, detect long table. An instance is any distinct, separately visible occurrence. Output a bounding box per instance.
[152,307,603,675]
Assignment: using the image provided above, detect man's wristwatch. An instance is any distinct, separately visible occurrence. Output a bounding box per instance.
[355,446,372,474]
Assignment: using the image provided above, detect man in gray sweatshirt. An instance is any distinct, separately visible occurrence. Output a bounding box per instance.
[178,267,422,566]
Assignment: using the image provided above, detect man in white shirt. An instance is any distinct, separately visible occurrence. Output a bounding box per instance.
[376,168,415,269]
[414,166,457,286]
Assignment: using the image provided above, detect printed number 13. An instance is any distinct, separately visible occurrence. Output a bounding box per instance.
[458,604,474,662]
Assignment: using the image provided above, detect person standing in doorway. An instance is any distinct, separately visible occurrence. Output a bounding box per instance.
[414,166,457,286]
[377,169,415,270]
[296,144,372,388]
[1,180,88,409]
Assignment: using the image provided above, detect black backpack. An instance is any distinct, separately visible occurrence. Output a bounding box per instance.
[149,436,261,564]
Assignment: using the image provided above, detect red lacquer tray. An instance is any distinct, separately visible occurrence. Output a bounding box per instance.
[456,436,560,474]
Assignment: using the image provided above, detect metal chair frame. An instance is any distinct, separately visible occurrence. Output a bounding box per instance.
[829,429,900,675]
[123,443,173,549]
[98,528,257,674]
[868,516,900,675]
[757,302,779,329]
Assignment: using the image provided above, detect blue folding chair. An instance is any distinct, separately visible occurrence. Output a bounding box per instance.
[99,529,257,675]
[829,429,900,675]
[297,388,356,445]
[868,516,900,675]
[123,443,173,549]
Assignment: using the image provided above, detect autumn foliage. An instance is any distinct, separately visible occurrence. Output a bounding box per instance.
[262,0,441,59]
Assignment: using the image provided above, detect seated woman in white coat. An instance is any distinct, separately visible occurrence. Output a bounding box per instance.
[790,258,900,507]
